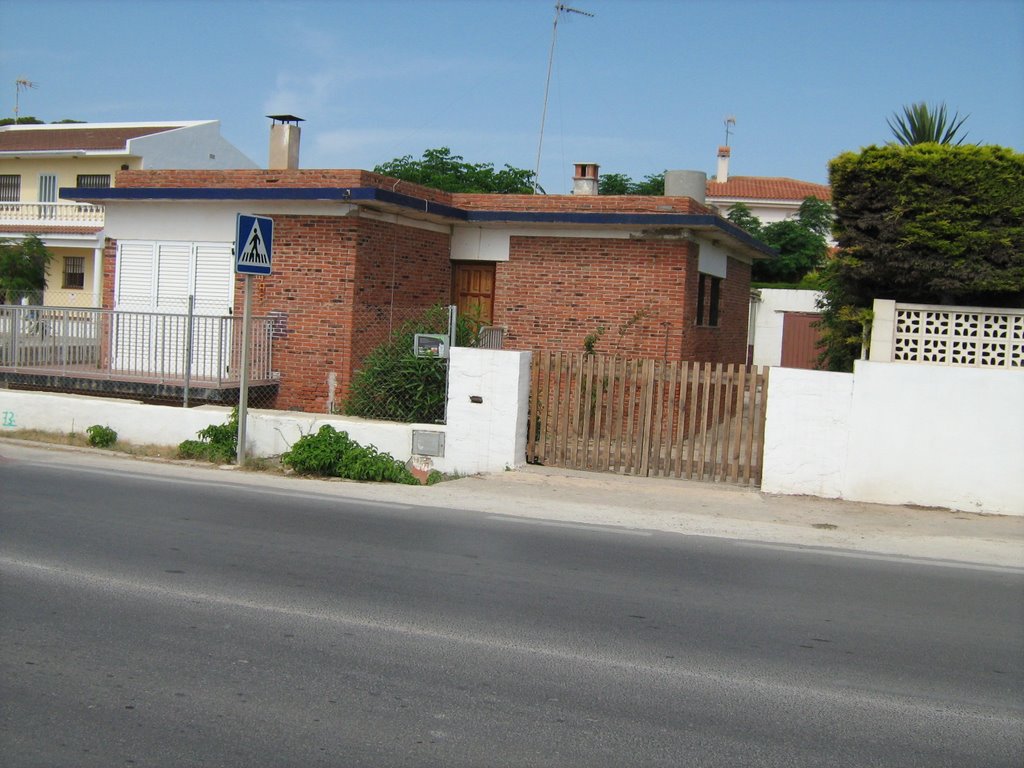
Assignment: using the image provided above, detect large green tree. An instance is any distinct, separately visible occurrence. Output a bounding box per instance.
[0,235,52,303]
[374,147,536,193]
[818,142,1024,370]
[597,172,665,195]
[727,197,832,284]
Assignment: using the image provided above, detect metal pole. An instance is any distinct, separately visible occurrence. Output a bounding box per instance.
[444,304,457,424]
[183,295,194,408]
[236,276,253,465]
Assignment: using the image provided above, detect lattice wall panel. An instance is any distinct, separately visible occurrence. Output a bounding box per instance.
[893,308,1024,368]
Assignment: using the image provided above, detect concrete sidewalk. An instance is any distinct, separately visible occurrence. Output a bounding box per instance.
[420,465,1024,569]
[3,438,1022,569]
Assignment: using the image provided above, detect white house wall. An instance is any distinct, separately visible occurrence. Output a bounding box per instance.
[102,201,361,242]
[697,241,728,278]
[129,122,258,170]
[751,288,822,367]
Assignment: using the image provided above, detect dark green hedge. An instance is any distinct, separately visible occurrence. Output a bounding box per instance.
[828,143,1024,307]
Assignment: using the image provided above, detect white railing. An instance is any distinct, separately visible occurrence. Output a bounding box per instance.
[870,299,1024,369]
[0,304,276,385]
[0,201,105,226]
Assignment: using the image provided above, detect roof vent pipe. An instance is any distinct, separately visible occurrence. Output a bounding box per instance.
[664,170,707,204]
[267,114,303,170]
[572,162,599,195]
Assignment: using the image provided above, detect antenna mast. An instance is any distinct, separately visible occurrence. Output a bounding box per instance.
[14,78,38,123]
[724,115,736,146]
[533,3,593,193]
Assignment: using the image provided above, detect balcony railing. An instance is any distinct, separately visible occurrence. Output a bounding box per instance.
[0,201,105,227]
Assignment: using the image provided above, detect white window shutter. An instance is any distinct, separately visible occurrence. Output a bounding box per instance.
[115,241,156,310]
[155,243,191,313]
[194,243,234,314]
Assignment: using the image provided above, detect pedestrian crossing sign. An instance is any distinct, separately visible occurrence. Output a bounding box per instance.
[235,214,273,275]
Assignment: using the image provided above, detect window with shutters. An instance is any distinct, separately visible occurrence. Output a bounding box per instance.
[115,240,233,313]
[62,256,86,289]
[76,174,111,188]
[0,175,20,202]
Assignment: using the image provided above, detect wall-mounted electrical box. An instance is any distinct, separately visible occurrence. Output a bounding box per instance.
[413,333,449,358]
[412,430,445,457]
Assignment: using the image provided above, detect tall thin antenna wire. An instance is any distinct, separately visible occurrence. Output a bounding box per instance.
[14,78,37,123]
[534,3,593,193]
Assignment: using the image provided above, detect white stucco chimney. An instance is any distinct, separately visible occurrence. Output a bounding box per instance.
[267,114,304,170]
[572,162,599,195]
[716,145,730,183]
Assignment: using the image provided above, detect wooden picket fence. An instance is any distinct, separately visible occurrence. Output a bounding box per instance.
[526,352,770,485]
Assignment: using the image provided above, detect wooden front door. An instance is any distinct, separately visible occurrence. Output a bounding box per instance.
[452,262,495,326]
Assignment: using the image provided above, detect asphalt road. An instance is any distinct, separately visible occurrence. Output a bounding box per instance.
[1,447,1022,767]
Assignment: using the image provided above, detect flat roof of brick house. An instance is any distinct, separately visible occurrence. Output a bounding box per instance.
[66,169,776,261]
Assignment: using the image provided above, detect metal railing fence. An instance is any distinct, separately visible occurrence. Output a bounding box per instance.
[0,304,275,405]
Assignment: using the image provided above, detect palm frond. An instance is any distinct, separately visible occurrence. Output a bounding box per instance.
[887,102,970,146]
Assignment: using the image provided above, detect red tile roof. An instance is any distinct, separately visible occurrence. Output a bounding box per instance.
[706,176,830,202]
[0,125,182,153]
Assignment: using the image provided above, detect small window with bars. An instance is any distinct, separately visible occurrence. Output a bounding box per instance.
[695,273,721,327]
[76,174,111,189]
[0,174,21,202]
[62,256,86,290]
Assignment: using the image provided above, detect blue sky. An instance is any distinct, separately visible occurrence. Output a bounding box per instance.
[2,0,1021,193]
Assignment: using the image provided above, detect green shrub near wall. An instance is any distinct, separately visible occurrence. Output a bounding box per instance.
[343,305,477,424]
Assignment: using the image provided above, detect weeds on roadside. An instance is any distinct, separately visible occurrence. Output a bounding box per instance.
[86,424,118,448]
[178,408,238,464]
[282,425,420,484]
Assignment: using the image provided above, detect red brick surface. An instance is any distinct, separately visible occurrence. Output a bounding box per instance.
[493,237,748,364]
[237,215,450,412]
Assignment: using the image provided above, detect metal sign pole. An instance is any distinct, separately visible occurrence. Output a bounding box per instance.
[236,275,252,465]
[183,294,194,408]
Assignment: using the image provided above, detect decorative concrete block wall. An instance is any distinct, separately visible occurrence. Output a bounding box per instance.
[870,299,1024,369]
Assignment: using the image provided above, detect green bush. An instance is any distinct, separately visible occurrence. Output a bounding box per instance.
[85,424,117,448]
[178,408,238,463]
[343,304,477,424]
[282,425,420,484]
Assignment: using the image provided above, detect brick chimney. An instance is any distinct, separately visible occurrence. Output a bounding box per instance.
[716,145,730,183]
[572,162,599,195]
[267,114,303,170]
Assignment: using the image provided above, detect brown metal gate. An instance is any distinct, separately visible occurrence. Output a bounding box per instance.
[780,311,824,369]
[526,352,769,485]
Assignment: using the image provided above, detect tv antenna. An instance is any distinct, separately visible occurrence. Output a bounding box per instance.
[533,3,594,193]
[724,115,736,146]
[14,78,38,123]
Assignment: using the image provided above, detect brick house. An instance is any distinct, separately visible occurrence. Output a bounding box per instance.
[67,159,773,413]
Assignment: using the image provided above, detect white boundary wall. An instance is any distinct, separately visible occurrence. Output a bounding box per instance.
[0,348,532,476]
[763,361,1024,515]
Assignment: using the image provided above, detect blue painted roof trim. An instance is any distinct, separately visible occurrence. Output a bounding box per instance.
[62,185,774,257]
